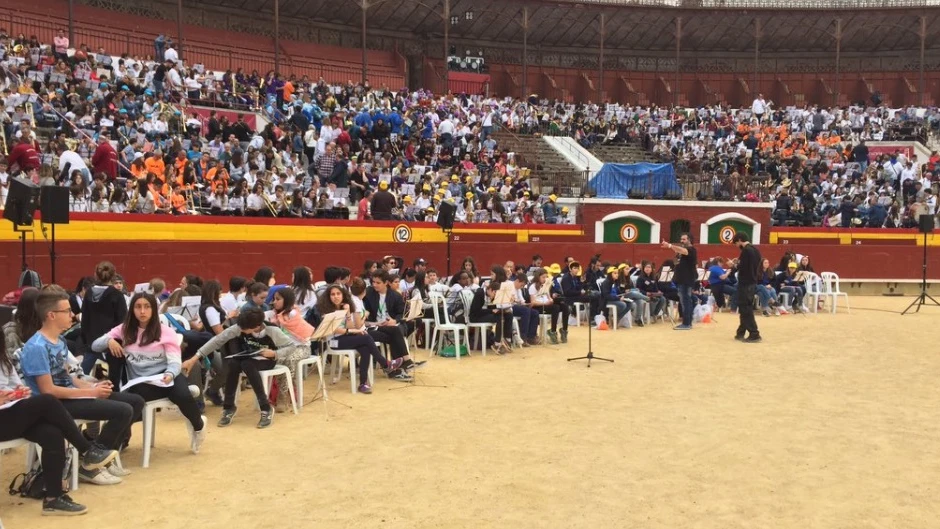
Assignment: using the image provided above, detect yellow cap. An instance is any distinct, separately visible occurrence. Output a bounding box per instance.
[606,266,618,274]
[617,263,629,270]
[422,184,431,191]
[487,187,496,193]
[426,206,435,212]
[561,206,569,213]
[465,192,474,198]
[549,194,557,202]
[451,175,458,181]
[548,263,562,274]
[378,181,388,189]
[433,195,441,201]
[402,195,413,203]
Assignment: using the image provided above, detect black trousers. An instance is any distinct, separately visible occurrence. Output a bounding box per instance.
[127,374,205,430]
[61,391,145,450]
[223,357,276,412]
[471,309,514,344]
[736,284,760,338]
[538,302,569,332]
[334,333,388,385]
[0,394,93,497]
[368,325,408,359]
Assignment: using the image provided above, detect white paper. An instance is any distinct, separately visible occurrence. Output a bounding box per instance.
[121,374,172,391]
[134,282,151,293]
[0,397,27,411]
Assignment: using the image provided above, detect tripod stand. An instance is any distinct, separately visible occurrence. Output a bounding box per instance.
[901,230,939,315]
[567,296,613,367]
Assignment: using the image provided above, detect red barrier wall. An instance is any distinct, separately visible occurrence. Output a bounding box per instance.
[1,239,936,293]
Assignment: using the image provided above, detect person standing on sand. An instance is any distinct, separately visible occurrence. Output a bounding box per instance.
[732,233,762,343]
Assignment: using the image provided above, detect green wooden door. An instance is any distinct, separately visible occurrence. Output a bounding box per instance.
[707,220,754,245]
[603,216,653,243]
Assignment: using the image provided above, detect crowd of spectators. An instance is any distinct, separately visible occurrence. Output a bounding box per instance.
[2,28,939,228]
[0,29,576,224]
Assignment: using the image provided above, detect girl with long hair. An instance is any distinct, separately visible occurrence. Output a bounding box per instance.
[291,266,316,314]
[635,261,667,319]
[92,293,206,454]
[316,285,406,394]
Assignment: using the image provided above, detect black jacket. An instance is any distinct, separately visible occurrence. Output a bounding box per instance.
[468,287,491,322]
[363,287,405,323]
[560,273,587,298]
[79,285,127,346]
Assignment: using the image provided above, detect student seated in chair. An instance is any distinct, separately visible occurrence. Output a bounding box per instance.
[181,308,295,429]
[362,271,420,371]
[92,292,206,455]
[19,288,143,486]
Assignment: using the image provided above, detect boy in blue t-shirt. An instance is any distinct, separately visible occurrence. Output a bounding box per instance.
[20,288,144,485]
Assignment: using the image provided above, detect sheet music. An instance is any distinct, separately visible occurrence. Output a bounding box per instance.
[493,281,516,309]
[403,295,423,321]
[134,282,151,293]
[121,374,173,392]
[311,310,347,341]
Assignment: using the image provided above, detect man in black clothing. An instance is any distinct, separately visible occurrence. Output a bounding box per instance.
[371,181,397,220]
[732,233,762,343]
[661,233,697,330]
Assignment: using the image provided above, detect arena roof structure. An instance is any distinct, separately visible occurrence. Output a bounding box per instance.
[197,0,940,55]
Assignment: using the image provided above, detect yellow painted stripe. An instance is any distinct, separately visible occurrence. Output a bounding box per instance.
[0,220,582,243]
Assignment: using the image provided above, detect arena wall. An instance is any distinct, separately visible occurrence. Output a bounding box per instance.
[0,210,936,291]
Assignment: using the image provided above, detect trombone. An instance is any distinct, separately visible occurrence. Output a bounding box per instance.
[260,192,278,217]
[0,132,7,156]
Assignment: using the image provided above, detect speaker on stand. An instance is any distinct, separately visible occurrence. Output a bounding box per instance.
[3,177,41,279]
[901,214,940,315]
[39,186,70,285]
[436,201,457,276]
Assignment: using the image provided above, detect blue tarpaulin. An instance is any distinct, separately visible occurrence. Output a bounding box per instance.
[588,163,681,199]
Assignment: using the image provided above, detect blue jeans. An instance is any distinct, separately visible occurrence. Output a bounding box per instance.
[512,305,539,340]
[677,284,694,327]
[605,300,630,323]
[713,283,739,310]
[756,285,776,309]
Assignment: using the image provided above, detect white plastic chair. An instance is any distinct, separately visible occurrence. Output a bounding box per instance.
[141,398,174,468]
[459,293,496,354]
[234,364,299,414]
[0,438,33,481]
[802,272,826,314]
[429,292,471,360]
[820,272,850,313]
[324,341,374,394]
[295,355,327,407]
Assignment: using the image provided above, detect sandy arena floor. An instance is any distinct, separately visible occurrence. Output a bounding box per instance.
[1,296,938,529]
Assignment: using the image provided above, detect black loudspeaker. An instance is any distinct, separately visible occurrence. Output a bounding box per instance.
[40,186,70,224]
[919,214,934,234]
[437,201,456,230]
[2,177,41,226]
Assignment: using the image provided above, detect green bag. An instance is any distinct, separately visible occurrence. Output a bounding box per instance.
[439,344,469,358]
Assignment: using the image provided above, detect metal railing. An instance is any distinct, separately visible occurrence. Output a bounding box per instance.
[532,170,593,198]
[553,0,940,8]
[0,10,405,88]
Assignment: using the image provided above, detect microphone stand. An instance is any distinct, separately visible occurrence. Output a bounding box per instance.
[567,292,613,368]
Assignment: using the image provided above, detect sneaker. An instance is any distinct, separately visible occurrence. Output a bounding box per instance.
[80,445,118,471]
[635,320,645,327]
[384,357,404,373]
[744,335,763,343]
[191,416,207,454]
[206,389,223,406]
[106,459,131,477]
[218,408,237,427]
[388,369,413,381]
[402,359,427,371]
[257,409,274,429]
[490,342,505,355]
[560,330,568,344]
[762,309,771,317]
[673,325,692,330]
[78,467,122,485]
[547,330,559,344]
[777,306,788,315]
[358,383,373,394]
[42,494,88,516]
[734,334,746,342]
[188,384,201,399]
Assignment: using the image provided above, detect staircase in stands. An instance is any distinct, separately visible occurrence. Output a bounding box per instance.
[589,144,652,165]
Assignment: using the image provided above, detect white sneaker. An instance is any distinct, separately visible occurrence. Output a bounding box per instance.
[106,459,131,477]
[191,415,207,454]
[79,467,122,485]
[188,384,201,398]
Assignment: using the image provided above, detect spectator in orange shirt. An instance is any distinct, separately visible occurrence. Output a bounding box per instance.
[145,152,165,182]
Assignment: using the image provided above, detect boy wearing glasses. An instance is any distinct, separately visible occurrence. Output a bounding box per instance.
[19,289,144,485]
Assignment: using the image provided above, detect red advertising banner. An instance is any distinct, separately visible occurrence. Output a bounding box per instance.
[867,144,913,162]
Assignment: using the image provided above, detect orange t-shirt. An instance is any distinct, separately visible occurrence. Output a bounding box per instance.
[145,158,165,182]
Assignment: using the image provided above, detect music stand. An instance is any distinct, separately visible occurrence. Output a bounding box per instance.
[902,221,940,315]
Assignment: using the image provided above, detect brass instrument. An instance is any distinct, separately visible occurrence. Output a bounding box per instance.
[260,192,278,217]
[128,187,140,212]
[0,132,7,156]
